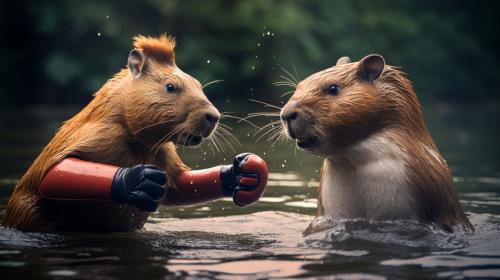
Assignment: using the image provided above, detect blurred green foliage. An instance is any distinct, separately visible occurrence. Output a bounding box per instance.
[0,0,499,107]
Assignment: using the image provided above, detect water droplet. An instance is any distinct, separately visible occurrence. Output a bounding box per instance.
[266,31,271,35]
[257,43,261,47]
[255,55,259,58]
[206,59,211,64]
[106,15,109,19]
[190,180,194,185]
[251,65,255,70]
[97,32,101,37]
[281,164,285,168]
[214,180,217,183]
[247,133,250,137]
[48,270,77,277]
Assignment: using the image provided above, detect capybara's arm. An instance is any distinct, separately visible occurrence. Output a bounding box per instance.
[40,154,269,210]
[39,158,166,212]
[163,153,268,207]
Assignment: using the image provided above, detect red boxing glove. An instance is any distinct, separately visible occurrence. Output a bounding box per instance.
[165,153,268,207]
[221,153,268,206]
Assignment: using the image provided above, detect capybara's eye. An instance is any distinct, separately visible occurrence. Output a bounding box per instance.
[165,83,176,93]
[327,84,339,95]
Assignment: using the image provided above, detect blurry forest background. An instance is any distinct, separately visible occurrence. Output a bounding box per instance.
[1,0,499,108]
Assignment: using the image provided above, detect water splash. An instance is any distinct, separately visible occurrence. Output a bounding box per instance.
[304,217,469,251]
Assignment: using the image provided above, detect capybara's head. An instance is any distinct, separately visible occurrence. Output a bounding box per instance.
[280,54,415,156]
[123,34,220,147]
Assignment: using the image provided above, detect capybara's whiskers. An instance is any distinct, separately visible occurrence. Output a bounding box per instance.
[310,126,323,139]
[150,126,183,153]
[202,79,225,89]
[209,133,222,153]
[248,99,282,110]
[214,130,236,152]
[270,131,287,148]
[268,132,282,148]
[253,120,281,139]
[180,127,190,152]
[152,127,184,156]
[279,75,297,88]
[218,123,233,130]
[291,60,300,83]
[247,112,280,117]
[205,137,217,155]
[280,66,299,85]
[217,126,241,146]
[273,81,296,88]
[238,112,280,124]
[133,116,183,133]
[267,125,284,142]
[221,114,258,128]
[134,120,169,133]
[280,90,295,97]
[218,123,240,147]
[257,125,282,142]
[213,120,240,152]
[254,119,286,150]
[212,131,226,152]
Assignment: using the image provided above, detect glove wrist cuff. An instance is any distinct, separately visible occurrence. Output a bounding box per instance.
[220,164,235,196]
[111,167,128,202]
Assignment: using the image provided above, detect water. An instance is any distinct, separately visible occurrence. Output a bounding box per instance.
[0,102,499,279]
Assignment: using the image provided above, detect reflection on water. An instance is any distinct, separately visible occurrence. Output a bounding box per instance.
[0,103,500,279]
[1,210,500,279]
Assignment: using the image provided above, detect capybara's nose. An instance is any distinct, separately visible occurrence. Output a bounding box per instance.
[280,108,300,139]
[200,109,220,137]
[280,100,299,123]
[280,111,298,122]
[205,112,220,128]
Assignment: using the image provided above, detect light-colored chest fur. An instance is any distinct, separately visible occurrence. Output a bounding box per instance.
[320,135,417,220]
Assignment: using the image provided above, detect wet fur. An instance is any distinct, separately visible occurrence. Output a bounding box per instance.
[282,57,473,234]
[2,35,217,232]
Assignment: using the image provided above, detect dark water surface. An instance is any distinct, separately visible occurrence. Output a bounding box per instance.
[1,102,500,279]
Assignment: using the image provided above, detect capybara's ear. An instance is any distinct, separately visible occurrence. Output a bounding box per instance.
[336,56,351,65]
[128,49,146,79]
[357,54,385,83]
